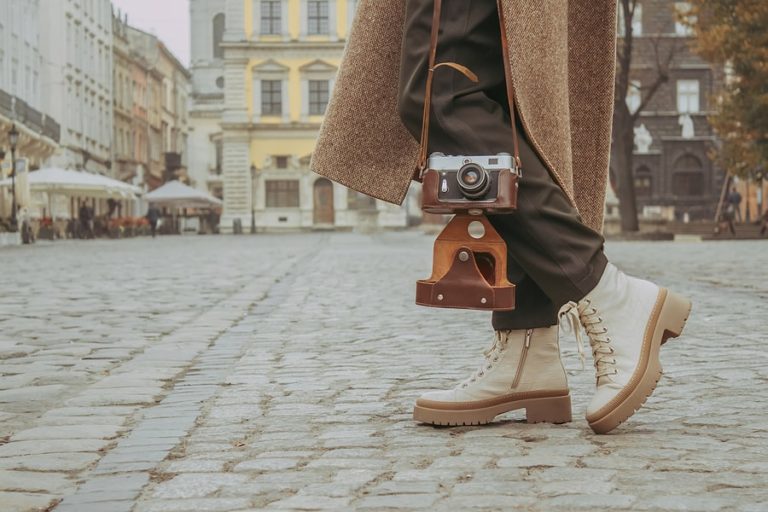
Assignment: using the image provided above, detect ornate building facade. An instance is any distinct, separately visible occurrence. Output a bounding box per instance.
[0,0,60,170]
[189,0,408,232]
[113,13,191,191]
[618,0,725,221]
[39,0,113,175]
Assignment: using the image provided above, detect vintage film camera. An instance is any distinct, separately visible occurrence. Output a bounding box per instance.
[421,152,519,214]
[415,0,521,312]
[416,154,519,311]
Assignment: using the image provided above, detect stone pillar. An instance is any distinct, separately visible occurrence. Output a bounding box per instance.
[223,57,249,124]
[220,132,252,233]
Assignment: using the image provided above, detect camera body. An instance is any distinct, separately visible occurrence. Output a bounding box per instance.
[421,153,519,214]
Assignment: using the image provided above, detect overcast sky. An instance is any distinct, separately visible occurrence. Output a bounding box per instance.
[111,0,191,66]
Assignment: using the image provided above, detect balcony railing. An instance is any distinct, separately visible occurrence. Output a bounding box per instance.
[0,88,61,143]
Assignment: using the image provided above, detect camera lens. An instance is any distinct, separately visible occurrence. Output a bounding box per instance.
[457,163,491,199]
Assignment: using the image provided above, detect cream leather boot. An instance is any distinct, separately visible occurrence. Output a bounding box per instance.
[560,263,692,434]
[413,326,572,426]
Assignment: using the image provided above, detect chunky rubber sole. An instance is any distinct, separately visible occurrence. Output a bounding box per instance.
[413,392,572,426]
[587,288,692,434]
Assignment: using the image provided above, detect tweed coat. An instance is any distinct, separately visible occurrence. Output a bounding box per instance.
[310,0,617,232]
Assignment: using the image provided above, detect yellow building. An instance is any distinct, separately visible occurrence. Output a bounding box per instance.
[190,0,407,232]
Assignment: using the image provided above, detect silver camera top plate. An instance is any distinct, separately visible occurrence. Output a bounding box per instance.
[427,153,517,172]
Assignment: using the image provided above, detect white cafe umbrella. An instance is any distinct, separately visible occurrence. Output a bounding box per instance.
[144,180,222,209]
[0,167,141,199]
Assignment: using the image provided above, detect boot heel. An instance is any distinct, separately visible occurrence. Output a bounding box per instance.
[660,290,692,345]
[525,394,572,424]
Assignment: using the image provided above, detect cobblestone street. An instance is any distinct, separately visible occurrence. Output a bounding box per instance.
[0,233,766,511]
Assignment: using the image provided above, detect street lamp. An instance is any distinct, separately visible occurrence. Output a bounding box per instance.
[8,125,19,232]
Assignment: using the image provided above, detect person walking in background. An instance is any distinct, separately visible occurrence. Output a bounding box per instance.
[756,208,768,236]
[78,202,93,239]
[146,205,161,238]
[727,186,743,222]
[718,202,737,236]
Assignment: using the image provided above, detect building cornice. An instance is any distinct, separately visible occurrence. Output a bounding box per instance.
[222,40,346,52]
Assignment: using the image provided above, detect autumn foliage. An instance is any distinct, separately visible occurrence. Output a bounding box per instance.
[688,0,768,178]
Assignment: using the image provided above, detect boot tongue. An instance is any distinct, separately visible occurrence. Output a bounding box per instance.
[584,263,623,308]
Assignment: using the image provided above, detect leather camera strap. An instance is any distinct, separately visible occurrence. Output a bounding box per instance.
[415,0,523,180]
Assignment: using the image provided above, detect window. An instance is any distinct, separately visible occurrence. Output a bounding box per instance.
[261,80,282,115]
[214,141,223,175]
[212,13,225,59]
[617,2,642,37]
[675,2,695,36]
[677,79,700,113]
[634,167,652,197]
[307,0,330,35]
[266,180,300,207]
[308,80,330,115]
[261,0,281,35]
[275,156,289,169]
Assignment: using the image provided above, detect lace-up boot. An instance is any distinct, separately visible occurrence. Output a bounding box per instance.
[560,263,692,434]
[413,326,571,426]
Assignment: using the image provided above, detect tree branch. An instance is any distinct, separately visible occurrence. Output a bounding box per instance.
[630,34,679,122]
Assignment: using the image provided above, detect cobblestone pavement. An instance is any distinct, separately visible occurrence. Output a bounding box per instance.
[0,234,766,511]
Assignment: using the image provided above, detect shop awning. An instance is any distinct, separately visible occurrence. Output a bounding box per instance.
[144,180,222,209]
[0,167,141,199]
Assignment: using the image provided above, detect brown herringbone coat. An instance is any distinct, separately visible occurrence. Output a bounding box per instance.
[310,0,617,232]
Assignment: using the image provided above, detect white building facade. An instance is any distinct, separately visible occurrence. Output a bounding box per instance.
[188,0,226,202]
[0,0,60,169]
[39,0,113,176]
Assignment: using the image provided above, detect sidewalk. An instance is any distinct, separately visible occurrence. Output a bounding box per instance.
[0,234,766,511]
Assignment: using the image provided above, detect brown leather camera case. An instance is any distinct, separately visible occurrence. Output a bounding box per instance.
[420,168,519,214]
[416,215,515,311]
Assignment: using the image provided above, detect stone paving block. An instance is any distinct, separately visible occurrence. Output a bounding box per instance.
[0,452,100,471]
[541,494,637,509]
[57,500,135,512]
[150,473,250,499]
[165,459,227,473]
[268,495,353,510]
[0,439,111,457]
[437,494,538,509]
[133,498,253,512]
[0,469,72,493]
[633,495,740,511]
[10,424,125,441]
[0,491,59,512]
[355,493,443,509]
[233,458,302,471]
[0,385,68,403]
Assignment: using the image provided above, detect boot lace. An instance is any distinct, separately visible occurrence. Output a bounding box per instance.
[560,300,617,380]
[460,330,510,388]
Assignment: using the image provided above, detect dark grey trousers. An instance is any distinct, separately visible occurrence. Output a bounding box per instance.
[398,0,608,329]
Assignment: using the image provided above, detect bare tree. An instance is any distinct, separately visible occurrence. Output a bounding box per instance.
[612,0,678,232]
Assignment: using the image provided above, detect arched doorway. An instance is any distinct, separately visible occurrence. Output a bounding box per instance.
[313,178,335,225]
[672,154,704,197]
